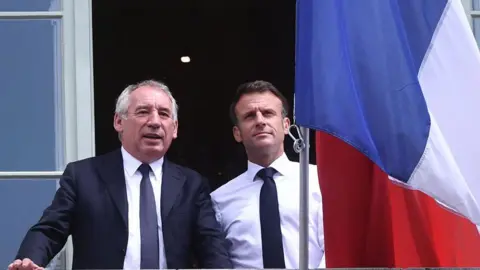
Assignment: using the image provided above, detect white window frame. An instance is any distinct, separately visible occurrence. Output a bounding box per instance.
[0,1,95,269]
[462,0,480,27]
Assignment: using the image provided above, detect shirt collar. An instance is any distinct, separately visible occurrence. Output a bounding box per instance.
[246,153,291,181]
[121,147,164,180]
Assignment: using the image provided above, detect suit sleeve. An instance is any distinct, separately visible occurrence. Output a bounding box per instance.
[15,163,77,267]
[194,177,233,268]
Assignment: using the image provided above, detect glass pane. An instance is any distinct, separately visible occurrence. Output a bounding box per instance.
[474,0,480,10]
[0,179,64,269]
[0,0,60,12]
[473,18,480,47]
[0,19,63,171]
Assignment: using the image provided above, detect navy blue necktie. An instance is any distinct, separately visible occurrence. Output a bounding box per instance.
[257,167,286,268]
[138,163,160,269]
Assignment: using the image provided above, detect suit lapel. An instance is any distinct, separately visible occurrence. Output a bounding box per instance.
[95,152,184,226]
[161,159,186,221]
[96,149,128,226]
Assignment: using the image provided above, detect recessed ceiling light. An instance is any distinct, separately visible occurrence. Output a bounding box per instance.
[181,56,191,63]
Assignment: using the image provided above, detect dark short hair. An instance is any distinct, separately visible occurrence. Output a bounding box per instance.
[229,80,289,125]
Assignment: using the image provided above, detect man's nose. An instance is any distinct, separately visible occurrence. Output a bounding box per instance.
[147,113,161,128]
[255,112,266,126]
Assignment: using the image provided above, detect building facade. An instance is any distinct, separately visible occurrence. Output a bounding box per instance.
[0,0,478,269]
[0,1,94,269]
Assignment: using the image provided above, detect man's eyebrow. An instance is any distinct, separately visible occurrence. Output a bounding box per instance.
[241,109,256,116]
[158,106,170,110]
[242,106,275,114]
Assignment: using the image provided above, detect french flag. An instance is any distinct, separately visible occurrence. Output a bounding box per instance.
[295,0,480,267]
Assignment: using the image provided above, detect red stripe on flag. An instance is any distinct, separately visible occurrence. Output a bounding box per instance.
[316,131,480,267]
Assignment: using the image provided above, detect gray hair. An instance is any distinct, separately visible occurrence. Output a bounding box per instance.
[115,79,179,120]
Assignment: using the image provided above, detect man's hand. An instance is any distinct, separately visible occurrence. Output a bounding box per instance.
[8,259,44,270]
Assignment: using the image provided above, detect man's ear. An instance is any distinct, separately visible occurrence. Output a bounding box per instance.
[283,117,291,134]
[114,113,123,133]
[233,125,242,143]
[173,120,179,139]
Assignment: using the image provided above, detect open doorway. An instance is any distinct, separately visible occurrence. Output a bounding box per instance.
[91,0,313,190]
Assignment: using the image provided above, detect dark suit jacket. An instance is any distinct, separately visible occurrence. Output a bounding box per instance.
[15,149,232,269]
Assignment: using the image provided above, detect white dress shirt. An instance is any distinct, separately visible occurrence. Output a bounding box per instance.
[121,147,167,270]
[211,154,325,269]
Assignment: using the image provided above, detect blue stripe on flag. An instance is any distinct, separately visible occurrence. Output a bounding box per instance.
[295,0,447,182]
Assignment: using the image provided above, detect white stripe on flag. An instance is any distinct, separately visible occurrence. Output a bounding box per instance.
[403,0,480,225]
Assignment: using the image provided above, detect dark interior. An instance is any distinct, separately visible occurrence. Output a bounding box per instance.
[92,0,315,190]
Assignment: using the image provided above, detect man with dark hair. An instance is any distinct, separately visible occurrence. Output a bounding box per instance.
[211,80,325,268]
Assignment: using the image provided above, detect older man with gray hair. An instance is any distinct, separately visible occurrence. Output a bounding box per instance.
[9,79,232,270]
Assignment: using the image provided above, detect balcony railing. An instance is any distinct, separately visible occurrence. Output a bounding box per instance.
[0,171,63,180]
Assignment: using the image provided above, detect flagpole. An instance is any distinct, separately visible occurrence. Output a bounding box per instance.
[299,126,309,270]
